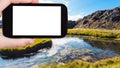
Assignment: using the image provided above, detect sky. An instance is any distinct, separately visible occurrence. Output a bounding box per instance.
[0,0,120,21]
[40,0,120,20]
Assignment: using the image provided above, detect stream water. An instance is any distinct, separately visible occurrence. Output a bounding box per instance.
[0,36,120,68]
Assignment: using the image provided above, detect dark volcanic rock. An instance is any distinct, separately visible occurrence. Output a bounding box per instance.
[75,6,120,29]
[68,20,76,29]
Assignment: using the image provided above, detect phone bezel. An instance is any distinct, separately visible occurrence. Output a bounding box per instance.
[3,3,68,38]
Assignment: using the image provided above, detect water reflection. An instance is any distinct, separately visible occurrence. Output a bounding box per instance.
[85,39,120,54]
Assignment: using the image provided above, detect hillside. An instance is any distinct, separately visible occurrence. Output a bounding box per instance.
[68,20,76,28]
[75,6,120,29]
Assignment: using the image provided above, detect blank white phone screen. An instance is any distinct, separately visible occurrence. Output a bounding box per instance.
[13,6,61,36]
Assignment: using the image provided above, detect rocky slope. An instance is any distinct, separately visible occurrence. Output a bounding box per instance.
[75,6,120,29]
[68,20,76,29]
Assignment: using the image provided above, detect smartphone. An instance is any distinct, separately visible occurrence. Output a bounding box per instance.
[3,3,68,38]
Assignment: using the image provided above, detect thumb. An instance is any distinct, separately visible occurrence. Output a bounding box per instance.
[0,0,11,14]
[32,0,39,3]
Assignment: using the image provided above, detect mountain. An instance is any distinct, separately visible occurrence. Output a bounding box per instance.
[68,20,76,29]
[75,6,120,29]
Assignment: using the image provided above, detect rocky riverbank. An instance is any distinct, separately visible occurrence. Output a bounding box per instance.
[57,48,118,63]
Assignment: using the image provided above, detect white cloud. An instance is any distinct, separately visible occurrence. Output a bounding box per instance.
[68,12,87,21]
[68,14,83,21]
[61,0,69,7]
[40,0,55,3]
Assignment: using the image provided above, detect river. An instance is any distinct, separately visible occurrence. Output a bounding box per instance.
[0,35,120,68]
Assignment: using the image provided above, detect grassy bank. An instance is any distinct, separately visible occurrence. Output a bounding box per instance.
[68,28,120,39]
[40,57,120,68]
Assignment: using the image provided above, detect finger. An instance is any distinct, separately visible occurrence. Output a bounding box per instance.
[32,0,39,3]
[0,0,11,13]
[11,0,33,3]
[10,0,21,3]
[20,0,33,3]
[0,0,39,14]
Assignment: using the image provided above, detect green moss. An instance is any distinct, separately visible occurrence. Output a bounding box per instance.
[68,28,120,38]
[0,38,51,51]
[40,57,120,68]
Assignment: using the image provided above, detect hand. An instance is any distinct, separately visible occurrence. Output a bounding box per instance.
[0,0,38,14]
[0,0,39,49]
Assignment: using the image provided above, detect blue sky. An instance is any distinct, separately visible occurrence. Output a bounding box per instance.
[40,0,120,20]
[0,0,120,21]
